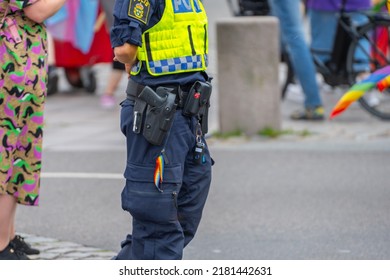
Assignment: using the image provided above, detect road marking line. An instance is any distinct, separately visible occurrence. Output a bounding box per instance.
[41,172,123,179]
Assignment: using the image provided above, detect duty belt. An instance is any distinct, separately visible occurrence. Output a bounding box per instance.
[126,79,190,108]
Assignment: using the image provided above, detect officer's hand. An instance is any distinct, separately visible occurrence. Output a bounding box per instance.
[113,56,130,78]
[114,43,138,65]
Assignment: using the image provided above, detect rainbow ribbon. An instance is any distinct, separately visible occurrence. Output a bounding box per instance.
[154,154,164,192]
[330,65,390,119]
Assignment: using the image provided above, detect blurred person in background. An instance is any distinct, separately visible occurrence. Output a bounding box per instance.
[99,0,126,109]
[269,0,324,120]
[0,0,66,260]
[306,0,372,71]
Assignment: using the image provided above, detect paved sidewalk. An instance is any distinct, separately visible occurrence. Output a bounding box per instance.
[21,233,115,260]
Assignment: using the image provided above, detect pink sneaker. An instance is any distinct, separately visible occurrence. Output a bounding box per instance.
[100,95,116,109]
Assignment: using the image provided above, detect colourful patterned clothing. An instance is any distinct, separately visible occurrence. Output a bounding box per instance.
[0,0,47,206]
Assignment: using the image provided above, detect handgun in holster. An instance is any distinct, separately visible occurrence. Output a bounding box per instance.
[138,86,177,146]
[182,81,212,134]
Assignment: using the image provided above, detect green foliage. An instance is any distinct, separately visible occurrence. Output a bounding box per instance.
[258,127,312,138]
[212,129,243,139]
[209,127,312,140]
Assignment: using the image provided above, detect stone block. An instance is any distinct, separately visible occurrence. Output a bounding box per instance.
[217,16,281,135]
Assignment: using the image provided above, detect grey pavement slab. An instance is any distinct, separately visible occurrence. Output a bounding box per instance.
[20,233,115,260]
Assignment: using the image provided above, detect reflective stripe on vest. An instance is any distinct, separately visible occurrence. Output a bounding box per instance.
[131,54,208,75]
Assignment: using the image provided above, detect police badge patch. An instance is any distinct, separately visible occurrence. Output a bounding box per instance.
[128,0,150,24]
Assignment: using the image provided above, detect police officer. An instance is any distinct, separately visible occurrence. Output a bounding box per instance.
[110,0,213,260]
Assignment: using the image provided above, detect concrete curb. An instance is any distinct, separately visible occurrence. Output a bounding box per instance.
[21,233,115,260]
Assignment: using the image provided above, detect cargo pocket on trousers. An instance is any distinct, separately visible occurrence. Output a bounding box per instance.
[121,162,182,223]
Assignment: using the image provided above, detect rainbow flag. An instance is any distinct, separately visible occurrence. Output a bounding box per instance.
[329,66,390,119]
[46,0,99,54]
[377,74,390,91]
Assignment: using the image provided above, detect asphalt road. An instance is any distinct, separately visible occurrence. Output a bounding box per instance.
[18,144,390,260]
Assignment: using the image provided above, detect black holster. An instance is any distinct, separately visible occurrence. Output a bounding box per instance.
[138,86,177,146]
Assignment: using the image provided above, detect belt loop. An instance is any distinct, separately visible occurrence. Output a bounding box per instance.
[178,86,188,108]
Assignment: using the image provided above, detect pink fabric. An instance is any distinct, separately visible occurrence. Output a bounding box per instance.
[64,1,79,43]
[46,0,80,43]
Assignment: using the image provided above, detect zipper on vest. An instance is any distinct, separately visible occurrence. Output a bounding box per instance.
[187,25,196,56]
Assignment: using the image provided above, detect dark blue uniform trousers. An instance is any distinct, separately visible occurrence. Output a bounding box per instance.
[115,99,212,260]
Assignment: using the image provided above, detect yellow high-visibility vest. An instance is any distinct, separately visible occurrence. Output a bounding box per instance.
[131,0,208,76]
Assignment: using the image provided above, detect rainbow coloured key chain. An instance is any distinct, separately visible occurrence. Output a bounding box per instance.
[154,153,164,192]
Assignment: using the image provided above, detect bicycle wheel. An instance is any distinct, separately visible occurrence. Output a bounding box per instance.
[346,14,390,120]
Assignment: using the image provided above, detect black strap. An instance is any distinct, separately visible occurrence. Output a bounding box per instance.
[125,79,193,108]
[126,79,145,99]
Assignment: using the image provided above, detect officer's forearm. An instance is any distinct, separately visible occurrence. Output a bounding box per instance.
[114,43,138,65]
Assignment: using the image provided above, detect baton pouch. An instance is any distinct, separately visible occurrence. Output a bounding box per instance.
[182,81,212,134]
[138,86,177,146]
[182,81,212,117]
